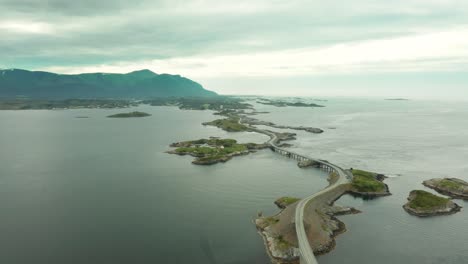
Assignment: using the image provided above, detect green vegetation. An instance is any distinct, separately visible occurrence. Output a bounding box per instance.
[438,179,463,191]
[143,96,251,111]
[407,190,449,210]
[107,111,151,118]
[169,138,266,165]
[275,235,292,251]
[175,144,247,156]
[203,117,249,132]
[0,99,137,110]
[351,169,386,193]
[276,197,300,207]
[257,99,324,108]
[0,68,216,99]
[265,217,279,225]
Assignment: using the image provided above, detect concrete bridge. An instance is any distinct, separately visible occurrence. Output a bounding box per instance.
[246,123,352,264]
[269,143,352,264]
[271,147,339,174]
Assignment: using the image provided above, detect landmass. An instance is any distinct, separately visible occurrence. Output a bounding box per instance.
[143,96,251,111]
[423,178,468,200]
[257,99,324,108]
[274,197,300,209]
[0,68,216,99]
[403,190,462,217]
[348,169,391,198]
[385,98,409,101]
[0,96,250,111]
[202,117,250,132]
[0,99,138,110]
[107,111,151,118]
[256,167,389,263]
[234,116,324,134]
[167,138,268,165]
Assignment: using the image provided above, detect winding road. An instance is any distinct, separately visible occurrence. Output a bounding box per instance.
[241,116,352,264]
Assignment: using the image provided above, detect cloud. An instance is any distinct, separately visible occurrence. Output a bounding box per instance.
[43,27,468,78]
[1,0,468,97]
[0,21,55,34]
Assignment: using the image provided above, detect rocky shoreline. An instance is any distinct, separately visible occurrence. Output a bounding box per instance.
[167,138,268,165]
[348,170,392,199]
[422,178,468,200]
[403,190,462,217]
[240,116,324,134]
[255,172,369,264]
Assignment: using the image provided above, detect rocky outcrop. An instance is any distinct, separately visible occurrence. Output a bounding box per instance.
[403,190,462,217]
[274,197,300,209]
[238,116,323,134]
[271,125,324,134]
[423,178,468,200]
[348,170,392,199]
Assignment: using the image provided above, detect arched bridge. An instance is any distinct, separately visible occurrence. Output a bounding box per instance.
[250,126,352,264]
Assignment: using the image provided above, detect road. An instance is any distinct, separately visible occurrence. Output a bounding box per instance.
[239,116,351,264]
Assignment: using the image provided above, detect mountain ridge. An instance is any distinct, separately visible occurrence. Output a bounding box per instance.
[0,68,217,99]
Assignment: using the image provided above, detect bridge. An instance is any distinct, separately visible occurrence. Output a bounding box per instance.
[247,123,352,264]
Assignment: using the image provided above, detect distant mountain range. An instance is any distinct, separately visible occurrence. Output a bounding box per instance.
[0,69,217,99]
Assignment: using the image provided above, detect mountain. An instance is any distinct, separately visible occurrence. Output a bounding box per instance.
[0,69,217,99]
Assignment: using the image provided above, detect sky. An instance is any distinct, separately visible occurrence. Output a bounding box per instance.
[1,0,468,99]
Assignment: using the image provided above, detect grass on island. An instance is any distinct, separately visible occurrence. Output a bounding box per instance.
[107,111,151,118]
[276,197,300,206]
[351,169,386,193]
[203,118,249,132]
[438,179,463,191]
[175,144,247,156]
[143,96,252,111]
[173,138,249,162]
[408,190,449,210]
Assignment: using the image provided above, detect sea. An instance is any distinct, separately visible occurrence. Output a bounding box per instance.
[0,98,467,264]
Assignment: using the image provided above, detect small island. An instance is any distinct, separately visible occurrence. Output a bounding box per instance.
[348,169,391,198]
[403,190,462,217]
[257,99,324,108]
[202,117,250,132]
[240,115,324,134]
[107,111,151,118]
[385,98,409,101]
[423,178,468,200]
[167,138,268,165]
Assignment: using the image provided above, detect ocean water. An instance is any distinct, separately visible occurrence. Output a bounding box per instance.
[0,99,467,264]
[252,98,468,264]
[0,105,327,264]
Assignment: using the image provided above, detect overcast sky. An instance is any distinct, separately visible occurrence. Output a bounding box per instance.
[1,0,468,99]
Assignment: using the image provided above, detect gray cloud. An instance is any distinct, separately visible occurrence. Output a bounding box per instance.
[1,0,468,75]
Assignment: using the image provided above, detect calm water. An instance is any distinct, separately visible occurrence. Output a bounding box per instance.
[0,105,328,264]
[0,99,467,264]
